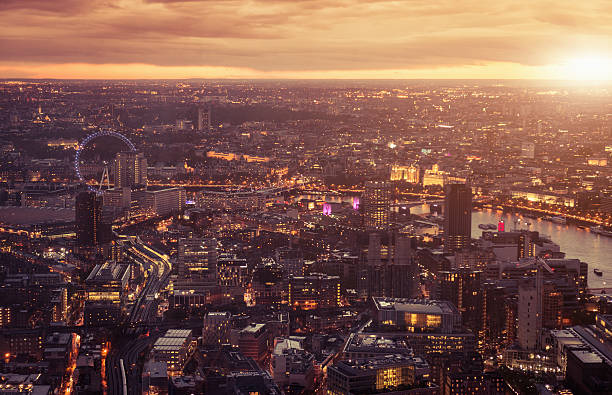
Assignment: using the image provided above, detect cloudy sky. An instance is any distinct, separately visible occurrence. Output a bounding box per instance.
[1,0,611,79]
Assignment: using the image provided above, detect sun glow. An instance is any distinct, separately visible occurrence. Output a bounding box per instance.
[563,56,612,81]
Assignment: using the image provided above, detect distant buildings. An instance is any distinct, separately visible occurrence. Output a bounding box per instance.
[275,246,304,277]
[521,142,535,159]
[390,164,419,183]
[114,151,147,188]
[140,187,186,216]
[197,106,211,132]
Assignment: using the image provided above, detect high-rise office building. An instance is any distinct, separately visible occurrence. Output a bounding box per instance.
[75,191,102,246]
[363,181,391,230]
[197,106,211,132]
[113,151,147,188]
[439,268,483,337]
[444,183,472,252]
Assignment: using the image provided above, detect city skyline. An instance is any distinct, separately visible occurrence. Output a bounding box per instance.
[2,0,612,80]
[3,1,612,394]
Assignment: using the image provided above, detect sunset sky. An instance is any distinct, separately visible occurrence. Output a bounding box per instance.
[2,0,612,80]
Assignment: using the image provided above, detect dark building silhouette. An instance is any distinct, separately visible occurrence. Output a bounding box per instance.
[365,233,418,299]
[76,191,102,246]
[197,106,211,132]
[76,191,111,247]
[444,183,472,252]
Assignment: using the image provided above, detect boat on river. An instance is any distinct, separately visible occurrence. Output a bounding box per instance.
[549,216,567,224]
[594,269,603,276]
[590,226,612,237]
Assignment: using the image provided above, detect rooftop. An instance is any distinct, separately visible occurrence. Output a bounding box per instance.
[85,261,128,283]
[165,329,192,338]
[144,361,168,379]
[372,297,459,315]
[332,354,419,375]
[570,349,603,365]
[345,333,412,355]
[153,337,188,350]
[241,323,266,335]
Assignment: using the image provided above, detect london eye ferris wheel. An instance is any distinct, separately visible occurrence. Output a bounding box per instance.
[74,129,136,193]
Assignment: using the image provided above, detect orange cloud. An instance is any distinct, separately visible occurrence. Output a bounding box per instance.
[1,0,611,79]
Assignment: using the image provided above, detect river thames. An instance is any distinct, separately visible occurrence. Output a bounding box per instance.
[472,209,612,289]
[301,195,612,289]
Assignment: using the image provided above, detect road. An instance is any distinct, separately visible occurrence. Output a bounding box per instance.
[106,237,171,395]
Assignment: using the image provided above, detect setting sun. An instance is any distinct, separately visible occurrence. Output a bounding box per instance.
[563,56,612,81]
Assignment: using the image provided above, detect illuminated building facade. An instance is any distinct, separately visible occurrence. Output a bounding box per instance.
[327,355,437,395]
[288,274,341,310]
[85,261,131,302]
[442,369,506,395]
[51,287,68,323]
[202,312,232,346]
[371,297,462,333]
[0,307,11,328]
[390,164,420,183]
[510,189,575,208]
[142,187,186,216]
[363,181,391,230]
[84,261,130,325]
[444,184,472,252]
[217,253,248,287]
[102,186,131,209]
[0,329,44,360]
[178,237,218,280]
